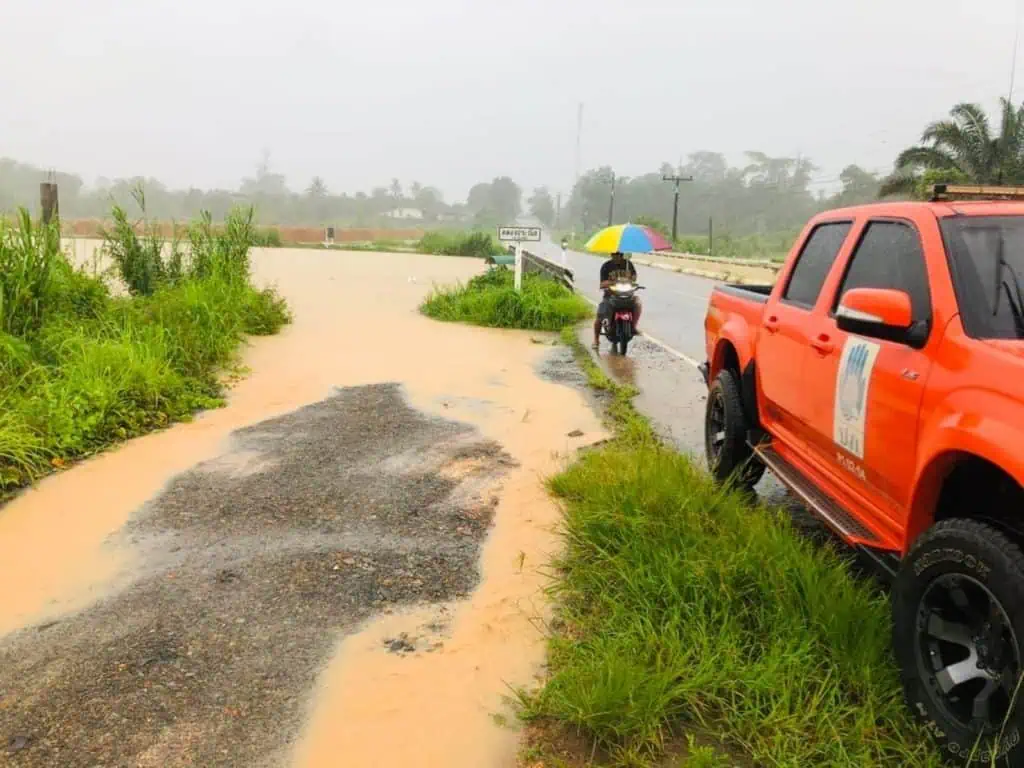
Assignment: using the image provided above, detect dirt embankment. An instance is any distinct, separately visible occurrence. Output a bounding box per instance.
[0,250,605,767]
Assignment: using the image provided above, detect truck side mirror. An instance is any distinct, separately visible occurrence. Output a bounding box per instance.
[836,287,926,346]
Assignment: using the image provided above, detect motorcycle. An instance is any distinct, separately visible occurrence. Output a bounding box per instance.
[602,282,644,356]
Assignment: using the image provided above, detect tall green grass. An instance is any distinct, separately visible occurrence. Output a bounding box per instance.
[420,268,592,331]
[519,331,943,767]
[0,205,290,496]
[0,209,63,336]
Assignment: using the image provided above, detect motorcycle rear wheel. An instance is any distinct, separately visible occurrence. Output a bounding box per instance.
[616,320,631,355]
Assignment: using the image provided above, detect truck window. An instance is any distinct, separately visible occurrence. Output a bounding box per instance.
[782,222,852,308]
[834,220,932,323]
[940,215,1024,339]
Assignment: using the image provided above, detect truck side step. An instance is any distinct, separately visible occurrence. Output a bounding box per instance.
[754,445,883,546]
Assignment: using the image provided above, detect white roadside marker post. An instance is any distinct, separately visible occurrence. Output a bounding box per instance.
[514,240,523,291]
[497,225,542,294]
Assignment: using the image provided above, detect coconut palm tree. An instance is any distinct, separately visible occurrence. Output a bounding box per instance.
[880,99,1024,197]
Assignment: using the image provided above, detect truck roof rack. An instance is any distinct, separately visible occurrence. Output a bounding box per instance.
[931,183,1024,201]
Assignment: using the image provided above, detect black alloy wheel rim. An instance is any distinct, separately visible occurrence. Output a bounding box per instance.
[916,572,1022,733]
[706,389,727,466]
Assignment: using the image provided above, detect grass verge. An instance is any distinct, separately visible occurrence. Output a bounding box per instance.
[417,230,506,258]
[0,206,290,498]
[420,268,592,331]
[518,329,942,767]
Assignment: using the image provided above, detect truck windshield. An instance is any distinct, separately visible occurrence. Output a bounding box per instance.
[940,215,1024,339]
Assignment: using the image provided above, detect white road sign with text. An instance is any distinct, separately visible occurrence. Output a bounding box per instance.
[498,226,542,242]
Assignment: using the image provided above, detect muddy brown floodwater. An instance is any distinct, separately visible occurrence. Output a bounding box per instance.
[0,247,606,768]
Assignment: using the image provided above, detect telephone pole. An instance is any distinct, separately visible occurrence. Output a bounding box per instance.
[662,172,693,243]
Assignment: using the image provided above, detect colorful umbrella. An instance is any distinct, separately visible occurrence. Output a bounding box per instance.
[584,223,672,254]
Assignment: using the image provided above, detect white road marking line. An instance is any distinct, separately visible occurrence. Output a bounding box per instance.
[580,296,701,370]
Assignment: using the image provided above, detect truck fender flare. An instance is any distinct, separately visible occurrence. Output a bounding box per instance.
[905,397,1024,550]
[710,331,758,425]
[710,323,754,380]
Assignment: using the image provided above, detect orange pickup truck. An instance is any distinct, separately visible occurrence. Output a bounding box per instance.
[701,185,1024,765]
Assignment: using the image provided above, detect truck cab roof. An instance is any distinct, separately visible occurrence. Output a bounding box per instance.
[812,199,1024,223]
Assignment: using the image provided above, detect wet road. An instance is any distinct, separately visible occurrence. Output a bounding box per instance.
[528,235,716,364]
[525,231,810,518]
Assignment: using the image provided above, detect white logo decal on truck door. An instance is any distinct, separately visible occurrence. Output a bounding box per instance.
[833,337,880,460]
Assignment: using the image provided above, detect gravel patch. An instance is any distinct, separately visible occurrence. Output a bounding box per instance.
[0,383,516,768]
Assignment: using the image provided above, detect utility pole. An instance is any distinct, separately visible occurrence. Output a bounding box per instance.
[40,170,59,225]
[606,170,616,226]
[662,172,693,243]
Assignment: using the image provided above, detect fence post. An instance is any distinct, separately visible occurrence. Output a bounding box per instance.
[708,216,714,257]
[40,182,59,224]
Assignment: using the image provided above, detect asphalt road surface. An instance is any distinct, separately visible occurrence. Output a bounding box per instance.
[524,229,833,538]
[528,234,715,365]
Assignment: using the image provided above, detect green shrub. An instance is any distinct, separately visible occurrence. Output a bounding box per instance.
[253,227,283,247]
[0,209,62,337]
[0,204,290,497]
[417,230,505,258]
[187,208,255,282]
[101,189,186,297]
[421,267,591,330]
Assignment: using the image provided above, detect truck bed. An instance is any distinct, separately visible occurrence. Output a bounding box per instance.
[715,283,773,303]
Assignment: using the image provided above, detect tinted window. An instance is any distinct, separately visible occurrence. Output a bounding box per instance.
[783,222,852,307]
[836,221,931,323]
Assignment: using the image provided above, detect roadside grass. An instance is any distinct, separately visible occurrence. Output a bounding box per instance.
[420,268,592,331]
[417,230,506,258]
[0,205,290,498]
[518,329,943,768]
[564,230,794,263]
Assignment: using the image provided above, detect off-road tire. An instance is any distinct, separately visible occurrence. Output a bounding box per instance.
[893,518,1024,766]
[704,368,764,488]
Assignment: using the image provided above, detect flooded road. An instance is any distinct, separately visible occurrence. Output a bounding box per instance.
[0,248,605,768]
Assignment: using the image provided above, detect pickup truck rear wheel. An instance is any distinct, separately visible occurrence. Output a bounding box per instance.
[893,519,1024,766]
[704,369,764,488]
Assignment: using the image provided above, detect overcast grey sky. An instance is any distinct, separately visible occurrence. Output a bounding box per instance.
[2,0,1019,200]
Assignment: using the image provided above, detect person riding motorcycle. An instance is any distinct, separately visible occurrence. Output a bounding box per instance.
[592,251,642,350]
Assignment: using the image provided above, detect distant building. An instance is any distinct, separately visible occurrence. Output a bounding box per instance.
[385,208,425,221]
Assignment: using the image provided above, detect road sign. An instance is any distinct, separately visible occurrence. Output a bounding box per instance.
[498,226,541,242]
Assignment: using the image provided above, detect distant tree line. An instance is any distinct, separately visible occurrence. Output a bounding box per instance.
[0,158,525,230]
[551,152,882,239]
[6,97,1017,238]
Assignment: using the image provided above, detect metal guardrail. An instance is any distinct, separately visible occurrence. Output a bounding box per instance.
[484,246,575,292]
[522,249,574,291]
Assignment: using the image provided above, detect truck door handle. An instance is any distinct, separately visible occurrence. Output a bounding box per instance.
[810,333,834,354]
[763,315,780,333]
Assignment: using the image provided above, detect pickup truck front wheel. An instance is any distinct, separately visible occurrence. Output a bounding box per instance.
[893,519,1024,766]
[705,369,764,488]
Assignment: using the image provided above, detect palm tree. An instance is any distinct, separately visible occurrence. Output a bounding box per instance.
[880,99,1024,197]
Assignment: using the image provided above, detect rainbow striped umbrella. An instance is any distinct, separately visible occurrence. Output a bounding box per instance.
[583,223,672,254]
